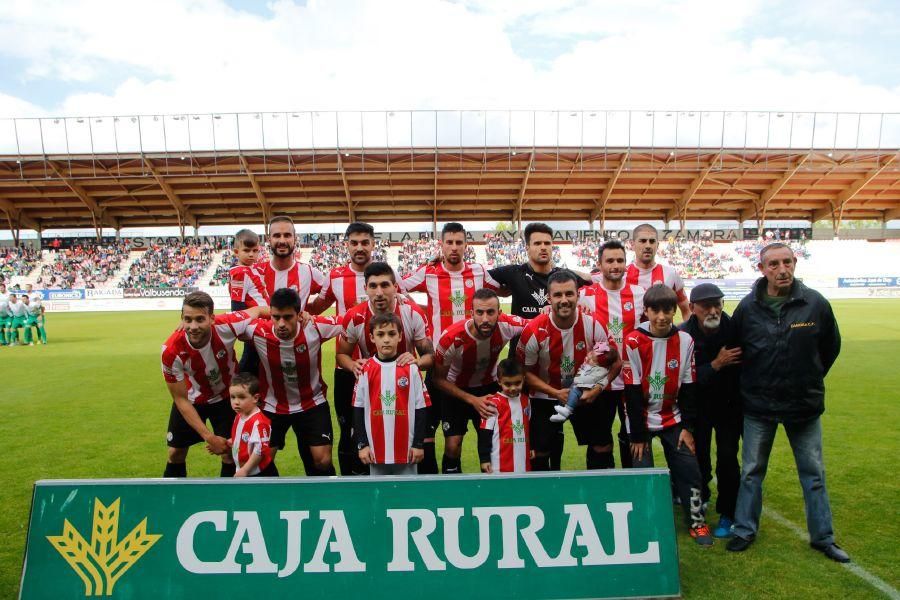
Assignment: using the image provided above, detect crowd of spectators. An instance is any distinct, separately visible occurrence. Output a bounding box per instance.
[307,238,390,273]
[37,243,131,289]
[119,242,216,289]
[0,245,42,283]
[734,236,810,268]
[483,233,527,268]
[658,240,742,279]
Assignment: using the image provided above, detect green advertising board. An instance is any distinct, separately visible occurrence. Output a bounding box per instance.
[21,470,679,599]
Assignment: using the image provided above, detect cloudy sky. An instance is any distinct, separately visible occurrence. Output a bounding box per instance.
[0,0,898,118]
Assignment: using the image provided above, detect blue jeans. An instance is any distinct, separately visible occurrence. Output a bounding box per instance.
[565,384,584,411]
[733,415,835,546]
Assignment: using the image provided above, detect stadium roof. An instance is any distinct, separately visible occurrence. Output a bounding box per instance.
[1,147,898,238]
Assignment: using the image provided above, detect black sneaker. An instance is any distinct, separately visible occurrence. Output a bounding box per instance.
[726,536,754,552]
[811,543,850,563]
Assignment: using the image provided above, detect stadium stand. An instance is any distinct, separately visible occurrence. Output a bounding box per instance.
[36,243,131,289]
[0,245,41,283]
[484,233,527,267]
[307,237,390,273]
[119,241,219,288]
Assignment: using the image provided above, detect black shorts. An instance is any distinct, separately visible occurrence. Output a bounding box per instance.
[424,371,443,438]
[571,389,621,447]
[528,398,565,454]
[442,383,499,437]
[332,368,357,428]
[249,461,280,477]
[166,400,234,448]
[265,402,334,450]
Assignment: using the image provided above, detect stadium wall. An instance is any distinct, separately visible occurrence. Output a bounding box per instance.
[36,278,900,314]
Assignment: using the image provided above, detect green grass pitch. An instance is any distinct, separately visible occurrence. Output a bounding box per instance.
[1,300,898,598]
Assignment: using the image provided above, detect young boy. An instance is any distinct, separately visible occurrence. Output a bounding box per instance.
[228,229,268,375]
[550,340,616,423]
[622,284,713,546]
[478,359,532,473]
[353,313,429,476]
[228,373,278,477]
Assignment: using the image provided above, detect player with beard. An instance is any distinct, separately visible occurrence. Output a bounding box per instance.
[254,216,328,473]
[401,222,500,474]
[489,222,591,469]
[623,223,689,320]
[517,270,617,471]
[578,240,645,469]
[433,289,527,472]
[306,222,401,476]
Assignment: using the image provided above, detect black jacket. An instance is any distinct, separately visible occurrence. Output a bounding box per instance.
[679,313,740,406]
[730,278,841,422]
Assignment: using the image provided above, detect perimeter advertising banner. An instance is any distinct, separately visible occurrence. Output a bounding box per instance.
[21,471,679,599]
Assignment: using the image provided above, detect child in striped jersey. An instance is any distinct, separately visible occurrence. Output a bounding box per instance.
[478,359,532,474]
[353,313,429,476]
[227,373,278,477]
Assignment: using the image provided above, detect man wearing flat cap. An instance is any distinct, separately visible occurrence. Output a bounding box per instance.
[679,282,742,538]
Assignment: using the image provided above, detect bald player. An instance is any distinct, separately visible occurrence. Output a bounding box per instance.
[623,223,689,320]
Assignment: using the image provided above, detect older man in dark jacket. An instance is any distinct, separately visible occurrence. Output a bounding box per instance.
[680,283,742,538]
[726,243,847,563]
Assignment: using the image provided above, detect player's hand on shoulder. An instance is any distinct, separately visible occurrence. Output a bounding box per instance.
[352,358,368,377]
[470,395,498,420]
[396,352,417,367]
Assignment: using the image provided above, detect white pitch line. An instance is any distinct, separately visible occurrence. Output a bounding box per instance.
[763,508,900,599]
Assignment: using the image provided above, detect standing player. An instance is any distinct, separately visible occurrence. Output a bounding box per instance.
[256,216,327,312]
[433,289,526,473]
[307,222,393,476]
[353,314,429,475]
[578,240,645,468]
[337,262,433,376]
[625,224,689,320]
[0,283,10,346]
[7,293,27,345]
[401,222,501,474]
[622,284,712,546]
[160,291,267,478]
[517,270,616,471]
[478,358,531,474]
[244,288,341,476]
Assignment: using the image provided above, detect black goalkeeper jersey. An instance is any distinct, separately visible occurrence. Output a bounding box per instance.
[488,263,591,319]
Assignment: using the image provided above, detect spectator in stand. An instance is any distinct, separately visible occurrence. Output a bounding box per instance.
[398,238,440,276]
[37,242,130,289]
[657,238,738,279]
[0,245,42,283]
[120,241,216,289]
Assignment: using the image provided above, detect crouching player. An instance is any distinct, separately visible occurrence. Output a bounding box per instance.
[623,284,713,546]
[354,314,429,475]
[228,373,278,477]
[478,359,531,473]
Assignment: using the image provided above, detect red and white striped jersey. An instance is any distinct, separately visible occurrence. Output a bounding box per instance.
[480,392,531,474]
[435,313,527,388]
[319,264,403,316]
[229,264,269,308]
[246,316,342,414]
[516,311,614,401]
[622,323,696,432]
[341,299,428,359]
[624,263,687,303]
[160,311,254,405]
[578,282,645,390]
[353,358,429,464]
[400,262,500,338]
[256,259,326,310]
[230,409,274,475]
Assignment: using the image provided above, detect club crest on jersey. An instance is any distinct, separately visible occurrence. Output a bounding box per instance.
[523,405,531,418]
[296,344,307,354]
[576,341,586,351]
[624,301,634,311]
[464,279,474,288]
[241,432,250,443]
[397,377,409,388]
[216,349,226,360]
[667,359,679,370]
[531,288,548,306]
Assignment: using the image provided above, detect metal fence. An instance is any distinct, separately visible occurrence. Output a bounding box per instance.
[2,110,899,156]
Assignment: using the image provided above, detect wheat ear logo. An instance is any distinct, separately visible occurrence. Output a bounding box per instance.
[648,371,668,392]
[46,497,161,596]
[381,390,397,406]
[512,419,525,435]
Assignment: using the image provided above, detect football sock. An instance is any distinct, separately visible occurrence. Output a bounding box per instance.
[164,462,187,478]
[441,455,462,474]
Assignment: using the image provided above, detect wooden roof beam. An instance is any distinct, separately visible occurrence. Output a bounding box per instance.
[811,153,898,223]
[47,161,118,231]
[239,155,273,229]
[590,153,628,222]
[336,154,354,223]
[0,197,41,232]
[513,153,535,226]
[883,206,900,222]
[143,159,198,230]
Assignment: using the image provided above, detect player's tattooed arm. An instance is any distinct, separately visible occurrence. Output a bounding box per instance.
[413,338,435,370]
